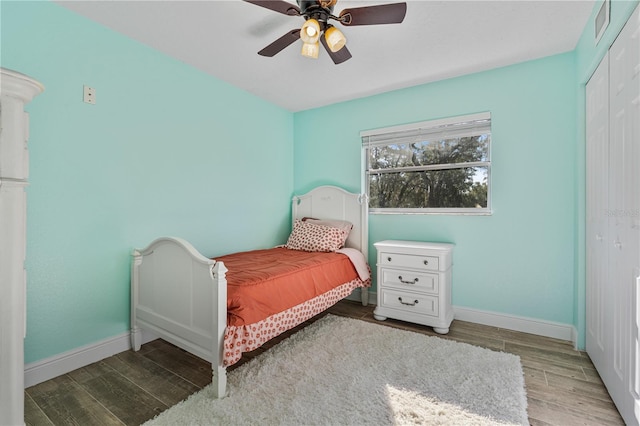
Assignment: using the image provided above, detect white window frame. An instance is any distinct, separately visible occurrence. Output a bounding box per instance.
[361,112,492,215]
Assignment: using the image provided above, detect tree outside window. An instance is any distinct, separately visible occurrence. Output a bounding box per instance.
[362,113,491,214]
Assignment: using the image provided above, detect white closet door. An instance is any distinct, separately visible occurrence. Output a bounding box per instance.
[610,6,640,422]
[608,30,632,418]
[625,5,640,418]
[586,52,609,374]
[586,5,640,425]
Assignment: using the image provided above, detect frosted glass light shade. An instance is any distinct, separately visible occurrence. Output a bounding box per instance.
[324,26,346,52]
[301,42,320,59]
[300,19,320,43]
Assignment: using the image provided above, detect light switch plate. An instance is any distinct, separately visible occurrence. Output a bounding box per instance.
[83,85,96,105]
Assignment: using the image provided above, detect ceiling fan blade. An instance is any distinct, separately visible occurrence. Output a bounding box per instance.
[258,29,301,57]
[320,36,352,64]
[243,0,300,16]
[339,2,407,26]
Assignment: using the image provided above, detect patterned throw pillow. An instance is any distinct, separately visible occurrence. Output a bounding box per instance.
[302,218,353,234]
[285,220,350,252]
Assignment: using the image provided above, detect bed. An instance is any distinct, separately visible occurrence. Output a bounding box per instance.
[130,185,370,398]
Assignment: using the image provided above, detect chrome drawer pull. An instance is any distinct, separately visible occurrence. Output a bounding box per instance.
[398,297,419,306]
[398,276,418,284]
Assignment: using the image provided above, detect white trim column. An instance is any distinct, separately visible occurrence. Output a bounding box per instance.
[0,68,44,426]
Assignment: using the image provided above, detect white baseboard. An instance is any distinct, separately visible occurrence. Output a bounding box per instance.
[453,305,575,344]
[352,292,574,345]
[570,325,580,350]
[24,289,374,389]
[24,302,576,388]
[24,330,157,388]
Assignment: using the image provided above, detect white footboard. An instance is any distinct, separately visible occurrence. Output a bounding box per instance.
[130,237,228,398]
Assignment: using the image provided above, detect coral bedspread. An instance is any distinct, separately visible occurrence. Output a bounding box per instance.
[217,247,369,366]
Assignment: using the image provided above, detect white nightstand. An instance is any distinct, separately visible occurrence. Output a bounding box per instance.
[373,240,454,334]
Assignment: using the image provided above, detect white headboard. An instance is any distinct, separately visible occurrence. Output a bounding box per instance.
[292,185,368,257]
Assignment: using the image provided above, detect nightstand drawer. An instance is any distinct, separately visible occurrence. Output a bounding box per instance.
[380,268,438,294]
[379,252,439,271]
[374,240,453,333]
[380,289,439,317]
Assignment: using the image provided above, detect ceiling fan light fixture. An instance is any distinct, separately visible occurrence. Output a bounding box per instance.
[300,41,320,59]
[324,26,346,52]
[300,18,320,43]
[245,0,409,65]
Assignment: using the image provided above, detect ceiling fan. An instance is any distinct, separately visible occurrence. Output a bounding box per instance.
[244,0,407,64]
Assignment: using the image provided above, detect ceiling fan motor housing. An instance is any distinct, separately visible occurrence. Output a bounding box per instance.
[298,0,334,28]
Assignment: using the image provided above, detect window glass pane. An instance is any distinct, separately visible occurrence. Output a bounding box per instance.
[368,167,488,209]
[369,134,490,170]
[362,113,491,213]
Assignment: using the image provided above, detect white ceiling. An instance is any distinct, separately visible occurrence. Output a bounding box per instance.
[56,0,594,112]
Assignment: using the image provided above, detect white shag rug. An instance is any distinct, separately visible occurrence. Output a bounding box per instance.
[145,315,528,425]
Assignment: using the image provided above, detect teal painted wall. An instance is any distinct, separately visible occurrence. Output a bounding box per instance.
[2,1,294,363]
[294,53,578,325]
[572,0,639,348]
[7,0,636,364]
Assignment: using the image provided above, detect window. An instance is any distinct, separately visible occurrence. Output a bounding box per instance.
[361,112,491,214]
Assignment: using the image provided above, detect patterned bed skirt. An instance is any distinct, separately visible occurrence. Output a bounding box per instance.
[223,277,369,367]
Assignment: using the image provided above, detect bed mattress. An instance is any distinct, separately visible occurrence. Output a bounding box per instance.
[217,247,368,366]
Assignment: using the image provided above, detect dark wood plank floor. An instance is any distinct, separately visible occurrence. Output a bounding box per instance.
[25,300,624,425]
